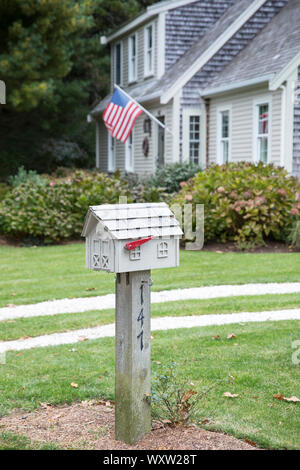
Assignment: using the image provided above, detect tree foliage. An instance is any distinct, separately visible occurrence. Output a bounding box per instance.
[0,0,162,179]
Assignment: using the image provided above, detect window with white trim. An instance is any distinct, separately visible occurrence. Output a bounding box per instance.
[218,110,230,163]
[144,24,153,76]
[114,42,122,85]
[125,130,134,172]
[256,103,269,163]
[128,34,137,83]
[189,116,200,165]
[108,133,115,172]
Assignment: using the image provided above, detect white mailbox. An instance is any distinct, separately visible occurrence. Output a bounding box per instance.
[81,202,182,273]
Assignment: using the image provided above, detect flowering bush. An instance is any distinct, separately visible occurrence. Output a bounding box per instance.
[0,170,130,243]
[173,162,300,247]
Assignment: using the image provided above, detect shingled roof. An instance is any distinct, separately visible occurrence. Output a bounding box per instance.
[82,203,183,239]
[91,0,261,114]
[91,0,294,115]
[203,0,300,95]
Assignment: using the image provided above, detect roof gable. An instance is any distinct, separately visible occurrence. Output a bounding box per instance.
[203,0,300,95]
[106,0,202,43]
[159,0,267,104]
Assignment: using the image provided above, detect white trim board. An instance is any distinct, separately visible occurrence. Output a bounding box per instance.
[161,0,267,105]
[270,51,300,91]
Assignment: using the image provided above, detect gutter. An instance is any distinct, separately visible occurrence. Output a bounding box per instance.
[202,75,274,97]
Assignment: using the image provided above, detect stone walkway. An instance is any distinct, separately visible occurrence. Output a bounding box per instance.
[1,282,300,321]
[0,308,299,353]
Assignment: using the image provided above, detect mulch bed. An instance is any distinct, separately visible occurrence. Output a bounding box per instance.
[0,401,259,450]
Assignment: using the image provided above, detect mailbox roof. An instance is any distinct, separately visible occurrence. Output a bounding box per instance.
[82,203,183,239]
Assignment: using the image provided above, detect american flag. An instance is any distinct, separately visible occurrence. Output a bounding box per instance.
[103,88,143,143]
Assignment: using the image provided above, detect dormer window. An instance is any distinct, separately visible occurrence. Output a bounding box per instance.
[114,42,122,85]
[128,34,137,83]
[144,24,153,77]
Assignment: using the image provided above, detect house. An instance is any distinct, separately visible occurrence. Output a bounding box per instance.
[81,202,182,273]
[89,0,300,179]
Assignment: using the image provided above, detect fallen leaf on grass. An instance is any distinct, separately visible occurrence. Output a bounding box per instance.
[21,335,30,340]
[227,333,237,339]
[85,287,96,291]
[223,392,239,398]
[243,438,256,447]
[283,396,300,403]
[273,393,285,401]
[212,335,220,340]
[71,382,78,388]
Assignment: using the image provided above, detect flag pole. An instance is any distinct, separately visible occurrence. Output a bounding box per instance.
[114,84,174,136]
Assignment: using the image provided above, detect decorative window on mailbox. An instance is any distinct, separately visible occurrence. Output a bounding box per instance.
[157,241,168,258]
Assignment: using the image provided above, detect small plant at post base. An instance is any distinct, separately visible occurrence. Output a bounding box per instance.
[148,362,209,426]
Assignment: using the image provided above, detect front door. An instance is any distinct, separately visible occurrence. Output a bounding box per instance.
[156,116,165,168]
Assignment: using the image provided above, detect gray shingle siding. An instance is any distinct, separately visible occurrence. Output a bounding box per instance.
[182,0,289,106]
[165,0,237,69]
[293,66,300,179]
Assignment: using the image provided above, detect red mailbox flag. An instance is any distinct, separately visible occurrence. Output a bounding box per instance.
[125,237,155,251]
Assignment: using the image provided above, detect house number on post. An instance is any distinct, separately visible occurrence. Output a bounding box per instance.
[82,203,182,444]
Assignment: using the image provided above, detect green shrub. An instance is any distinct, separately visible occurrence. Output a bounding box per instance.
[148,162,201,194]
[0,183,9,202]
[0,170,130,244]
[8,166,47,188]
[122,172,164,203]
[174,162,300,247]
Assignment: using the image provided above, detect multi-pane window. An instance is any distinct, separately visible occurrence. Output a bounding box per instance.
[189,116,200,165]
[115,43,122,85]
[220,110,230,163]
[257,104,269,163]
[125,131,134,172]
[144,24,153,76]
[128,35,137,83]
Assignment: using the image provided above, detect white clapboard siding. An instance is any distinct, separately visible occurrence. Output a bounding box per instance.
[208,86,282,164]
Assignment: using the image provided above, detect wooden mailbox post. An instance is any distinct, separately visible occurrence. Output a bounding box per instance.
[82,203,182,444]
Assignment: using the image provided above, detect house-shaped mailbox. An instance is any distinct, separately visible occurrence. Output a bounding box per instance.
[82,203,182,273]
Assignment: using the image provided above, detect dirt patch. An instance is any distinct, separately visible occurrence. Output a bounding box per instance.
[0,401,259,450]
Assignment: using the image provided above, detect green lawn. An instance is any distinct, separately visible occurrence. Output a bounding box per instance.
[0,320,299,449]
[0,431,59,450]
[1,292,300,341]
[1,243,300,307]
